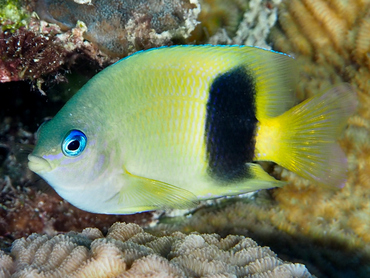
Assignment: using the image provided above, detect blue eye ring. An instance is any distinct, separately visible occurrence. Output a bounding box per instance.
[62,130,87,157]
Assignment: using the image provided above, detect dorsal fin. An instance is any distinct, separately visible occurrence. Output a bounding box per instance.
[247,48,297,120]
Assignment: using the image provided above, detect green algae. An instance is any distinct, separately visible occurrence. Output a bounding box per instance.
[0,0,29,32]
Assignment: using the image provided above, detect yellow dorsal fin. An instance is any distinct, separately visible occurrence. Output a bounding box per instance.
[249,49,297,119]
[254,84,357,187]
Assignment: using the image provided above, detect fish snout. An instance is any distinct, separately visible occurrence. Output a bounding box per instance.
[28,154,52,173]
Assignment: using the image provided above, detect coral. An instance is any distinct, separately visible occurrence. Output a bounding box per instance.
[154,0,370,277]
[0,14,112,85]
[190,0,282,49]
[270,0,370,99]
[0,250,13,278]
[0,222,313,277]
[0,23,65,83]
[231,0,283,48]
[36,0,201,57]
[0,0,200,83]
[154,194,370,277]
[1,1,369,277]
[207,0,283,49]
[188,0,249,43]
[266,0,370,253]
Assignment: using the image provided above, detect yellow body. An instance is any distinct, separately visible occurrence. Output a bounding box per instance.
[28,45,356,214]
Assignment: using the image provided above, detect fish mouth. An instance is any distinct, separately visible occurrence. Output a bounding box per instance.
[28,154,52,173]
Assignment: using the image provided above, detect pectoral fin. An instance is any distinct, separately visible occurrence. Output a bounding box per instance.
[108,168,199,214]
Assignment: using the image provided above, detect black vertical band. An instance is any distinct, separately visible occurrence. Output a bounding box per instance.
[205,66,257,182]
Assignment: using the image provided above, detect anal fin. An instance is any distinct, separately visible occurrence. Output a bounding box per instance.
[211,163,285,197]
[247,163,285,189]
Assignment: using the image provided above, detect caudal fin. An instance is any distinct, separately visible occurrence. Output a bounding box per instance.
[255,84,357,187]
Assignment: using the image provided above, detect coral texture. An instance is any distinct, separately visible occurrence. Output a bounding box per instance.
[190,0,282,49]
[188,0,249,42]
[36,0,200,57]
[207,0,283,49]
[268,0,370,252]
[230,0,282,48]
[1,0,201,84]
[0,24,64,83]
[0,222,313,278]
[1,0,369,277]
[0,14,110,85]
[156,0,370,277]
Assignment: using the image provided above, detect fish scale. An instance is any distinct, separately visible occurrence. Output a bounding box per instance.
[28,45,356,214]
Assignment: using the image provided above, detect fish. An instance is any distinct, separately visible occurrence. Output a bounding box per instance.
[28,45,357,214]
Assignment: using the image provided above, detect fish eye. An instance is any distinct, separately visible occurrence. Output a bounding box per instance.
[62,130,87,157]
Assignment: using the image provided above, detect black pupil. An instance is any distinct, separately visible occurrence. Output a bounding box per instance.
[68,139,80,151]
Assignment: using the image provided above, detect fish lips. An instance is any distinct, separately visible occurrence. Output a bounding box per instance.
[28,154,52,173]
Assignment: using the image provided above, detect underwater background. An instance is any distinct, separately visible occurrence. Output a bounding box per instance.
[0,0,369,277]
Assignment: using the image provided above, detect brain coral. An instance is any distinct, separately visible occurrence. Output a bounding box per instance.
[36,0,200,57]
[0,222,313,277]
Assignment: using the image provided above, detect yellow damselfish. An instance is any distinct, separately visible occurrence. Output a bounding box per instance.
[28,45,357,214]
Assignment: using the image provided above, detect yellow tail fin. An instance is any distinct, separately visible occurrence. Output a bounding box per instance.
[254,84,357,187]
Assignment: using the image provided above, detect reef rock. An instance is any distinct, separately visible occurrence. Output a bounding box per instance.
[36,0,201,57]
